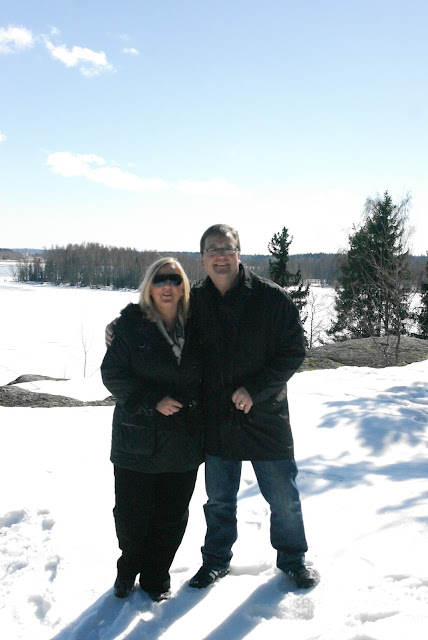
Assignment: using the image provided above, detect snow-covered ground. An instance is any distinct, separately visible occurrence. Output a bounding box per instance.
[1,277,427,640]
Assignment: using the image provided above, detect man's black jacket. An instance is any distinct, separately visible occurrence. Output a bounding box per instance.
[190,266,306,460]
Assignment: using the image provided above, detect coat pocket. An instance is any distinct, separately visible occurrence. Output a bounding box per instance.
[117,422,157,456]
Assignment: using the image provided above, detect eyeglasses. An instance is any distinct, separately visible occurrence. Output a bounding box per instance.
[204,246,239,256]
[152,273,183,287]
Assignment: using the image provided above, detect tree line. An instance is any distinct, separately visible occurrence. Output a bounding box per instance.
[11,190,428,357]
[12,244,426,290]
[14,243,348,287]
[1,248,26,260]
[13,244,208,289]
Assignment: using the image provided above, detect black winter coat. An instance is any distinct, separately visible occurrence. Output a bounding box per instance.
[101,303,203,473]
[190,266,306,460]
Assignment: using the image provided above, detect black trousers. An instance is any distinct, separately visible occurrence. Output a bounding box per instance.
[113,465,198,589]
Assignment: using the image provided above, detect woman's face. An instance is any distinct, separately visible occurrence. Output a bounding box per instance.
[150,263,184,316]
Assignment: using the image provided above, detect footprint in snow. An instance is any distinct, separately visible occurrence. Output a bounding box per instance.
[28,594,52,621]
[1,508,60,627]
[45,556,60,582]
[355,611,399,623]
[0,508,27,529]
[42,518,55,531]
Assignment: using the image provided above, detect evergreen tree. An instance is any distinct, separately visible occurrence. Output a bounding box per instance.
[329,191,412,345]
[43,258,56,283]
[268,227,309,318]
[417,254,428,339]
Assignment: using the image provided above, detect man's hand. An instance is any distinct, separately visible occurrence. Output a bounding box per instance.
[231,387,253,414]
[156,396,184,416]
[105,318,118,347]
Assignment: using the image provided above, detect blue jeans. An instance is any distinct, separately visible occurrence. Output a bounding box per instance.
[201,455,308,572]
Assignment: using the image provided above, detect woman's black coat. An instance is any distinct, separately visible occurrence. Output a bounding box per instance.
[101,303,203,473]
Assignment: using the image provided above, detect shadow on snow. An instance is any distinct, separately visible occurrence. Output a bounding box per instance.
[316,380,428,454]
[50,582,210,640]
[49,574,300,640]
[295,381,428,510]
[199,575,312,640]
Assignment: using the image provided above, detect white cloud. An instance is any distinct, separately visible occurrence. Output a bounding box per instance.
[44,39,114,76]
[122,47,139,55]
[177,178,242,197]
[46,152,168,192]
[0,25,125,77]
[0,26,34,53]
[0,130,6,142]
[48,26,61,37]
[47,152,105,177]
[46,152,242,197]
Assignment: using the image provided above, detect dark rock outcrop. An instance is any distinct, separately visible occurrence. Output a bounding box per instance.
[0,375,114,408]
[301,336,428,371]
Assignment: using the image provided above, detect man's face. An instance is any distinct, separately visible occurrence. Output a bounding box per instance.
[200,232,241,292]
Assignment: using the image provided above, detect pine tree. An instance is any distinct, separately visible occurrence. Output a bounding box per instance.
[417,255,428,339]
[268,227,309,318]
[329,191,412,349]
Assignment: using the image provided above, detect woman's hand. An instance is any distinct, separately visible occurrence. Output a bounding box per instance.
[231,387,253,414]
[156,396,184,416]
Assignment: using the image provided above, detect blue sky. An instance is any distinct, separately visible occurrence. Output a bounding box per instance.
[1,0,427,255]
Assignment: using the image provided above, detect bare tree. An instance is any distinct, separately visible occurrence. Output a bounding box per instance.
[80,325,93,378]
[305,289,335,348]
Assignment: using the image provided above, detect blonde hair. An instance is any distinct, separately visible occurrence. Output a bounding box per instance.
[138,257,191,324]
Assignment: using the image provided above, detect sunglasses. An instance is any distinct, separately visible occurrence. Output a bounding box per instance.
[152,273,183,287]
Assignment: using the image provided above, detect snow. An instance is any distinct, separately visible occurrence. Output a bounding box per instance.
[1,278,427,640]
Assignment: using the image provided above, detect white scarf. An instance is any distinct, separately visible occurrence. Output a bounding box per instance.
[156,319,185,364]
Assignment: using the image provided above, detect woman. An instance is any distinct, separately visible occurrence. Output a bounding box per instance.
[101,257,202,601]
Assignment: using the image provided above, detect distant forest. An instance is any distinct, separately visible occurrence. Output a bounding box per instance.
[1,248,27,260]
[6,243,427,289]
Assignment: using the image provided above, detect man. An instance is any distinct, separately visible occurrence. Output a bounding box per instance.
[190,224,318,590]
[106,223,319,590]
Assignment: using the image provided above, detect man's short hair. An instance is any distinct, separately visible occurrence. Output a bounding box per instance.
[199,224,241,255]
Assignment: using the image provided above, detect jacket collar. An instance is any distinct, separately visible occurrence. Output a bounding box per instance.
[203,264,258,301]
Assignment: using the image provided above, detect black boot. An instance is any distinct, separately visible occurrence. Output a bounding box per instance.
[286,566,320,589]
[140,577,171,602]
[114,575,136,598]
